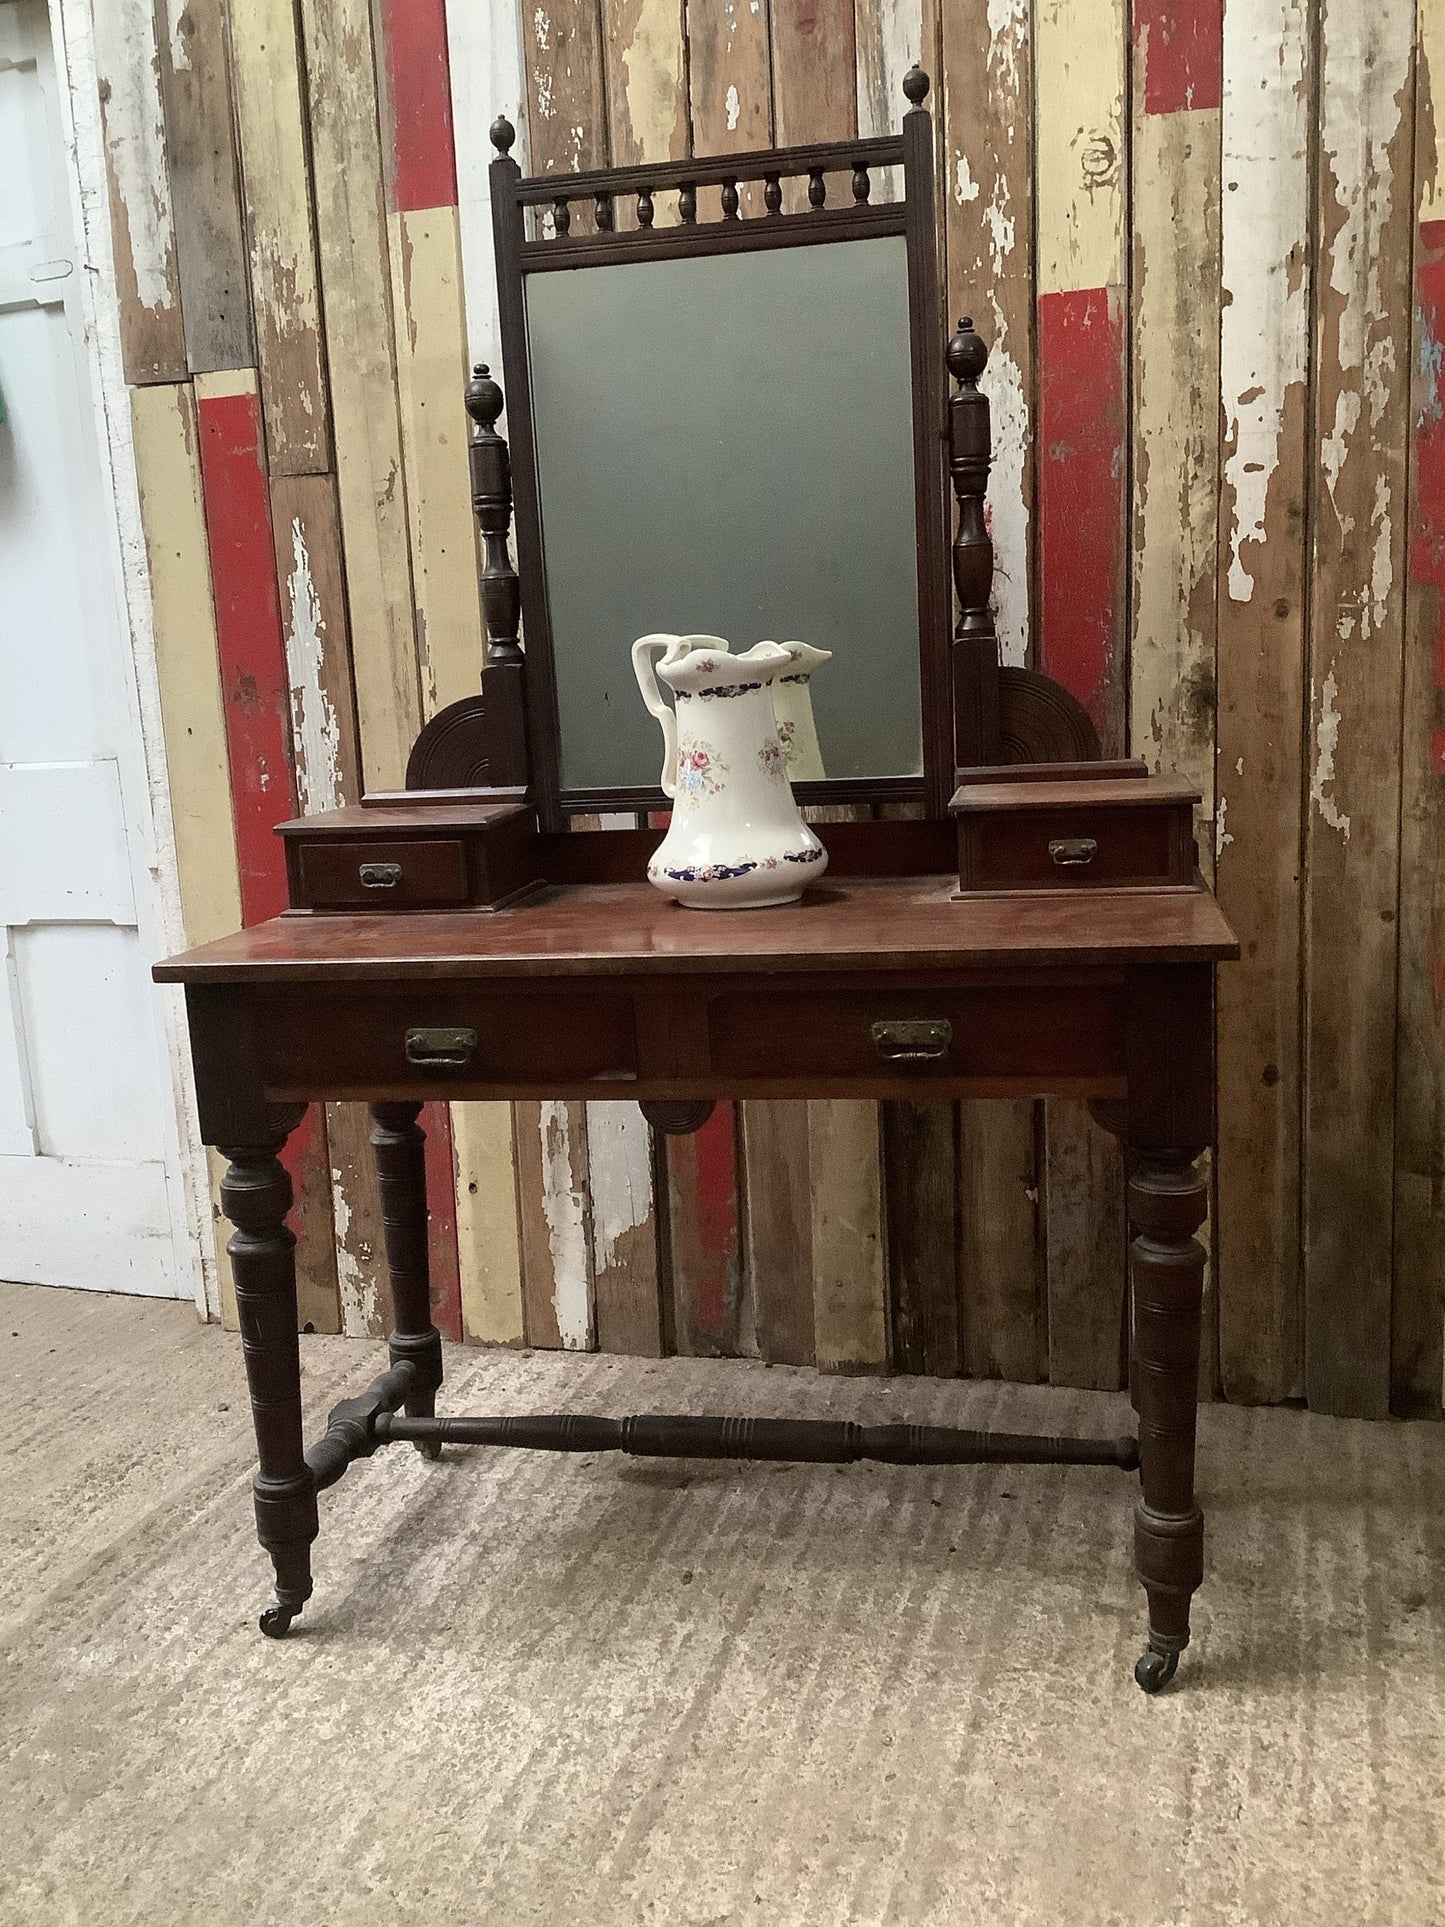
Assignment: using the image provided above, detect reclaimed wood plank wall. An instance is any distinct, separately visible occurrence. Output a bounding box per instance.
[95,0,1442,1418]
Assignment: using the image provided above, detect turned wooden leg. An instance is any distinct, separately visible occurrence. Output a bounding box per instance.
[1128,1152,1208,1692]
[369,1102,444,1458]
[220,1106,318,1638]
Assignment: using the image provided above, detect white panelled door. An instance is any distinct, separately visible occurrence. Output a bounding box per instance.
[0,1,189,1295]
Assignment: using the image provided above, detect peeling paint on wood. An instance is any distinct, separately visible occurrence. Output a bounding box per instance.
[690,0,772,177]
[271,474,360,814]
[1130,6,1223,816]
[1303,0,1414,1419]
[229,0,331,472]
[588,1099,663,1355]
[517,1099,596,1349]
[1392,12,1445,1415]
[92,0,187,381]
[1213,0,1309,1404]
[942,0,1043,1391]
[941,0,1032,669]
[155,0,253,374]
[605,0,688,164]
[522,0,608,178]
[300,0,423,793]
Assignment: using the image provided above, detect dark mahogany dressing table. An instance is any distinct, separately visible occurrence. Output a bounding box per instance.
[156,71,1237,1693]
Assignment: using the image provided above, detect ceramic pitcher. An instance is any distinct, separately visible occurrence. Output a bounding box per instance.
[632,633,828,909]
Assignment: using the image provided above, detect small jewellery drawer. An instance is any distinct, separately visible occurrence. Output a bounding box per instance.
[278,800,545,912]
[257,989,637,1090]
[952,776,1200,893]
[293,838,470,911]
[708,985,1123,1085]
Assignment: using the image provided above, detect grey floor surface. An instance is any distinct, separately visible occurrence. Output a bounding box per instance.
[1,1277,1443,1926]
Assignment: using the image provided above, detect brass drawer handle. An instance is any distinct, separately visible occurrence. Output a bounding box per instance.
[405,1026,477,1069]
[1049,837,1098,870]
[871,1018,952,1065]
[359,861,403,889]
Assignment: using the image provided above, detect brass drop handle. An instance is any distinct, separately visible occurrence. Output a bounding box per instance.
[871,1019,952,1065]
[405,1026,477,1069]
[359,861,403,889]
[1049,837,1098,870]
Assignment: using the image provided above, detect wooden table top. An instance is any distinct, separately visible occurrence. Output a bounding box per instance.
[155,878,1239,985]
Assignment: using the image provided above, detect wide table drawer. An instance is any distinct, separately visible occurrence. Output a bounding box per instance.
[256,989,637,1090]
[708,984,1123,1084]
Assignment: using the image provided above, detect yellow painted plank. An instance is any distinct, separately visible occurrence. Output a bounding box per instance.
[1035,0,1125,296]
[456,1101,526,1344]
[129,382,242,943]
[1130,107,1221,820]
[388,204,486,718]
[129,380,241,1323]
[300,0,422,794]
[229,0,331,473]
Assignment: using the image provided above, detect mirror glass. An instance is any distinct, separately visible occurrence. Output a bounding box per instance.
[524,236,922,793]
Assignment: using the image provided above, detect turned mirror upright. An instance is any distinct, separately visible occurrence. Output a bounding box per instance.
[403,65,1105,831]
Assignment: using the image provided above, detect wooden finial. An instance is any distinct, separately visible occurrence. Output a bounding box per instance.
[903,65,930,108]
[946,317,988,386]
[490,116,516,155]
[465,363,504,434]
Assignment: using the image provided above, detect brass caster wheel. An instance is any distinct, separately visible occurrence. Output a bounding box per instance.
[259,1601,299,1639]
[1134,1647,1179,1693]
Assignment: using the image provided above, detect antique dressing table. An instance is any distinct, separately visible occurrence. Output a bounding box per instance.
[155,72,1237,1693]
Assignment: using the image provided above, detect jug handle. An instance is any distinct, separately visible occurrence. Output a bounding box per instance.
[632,634,680,798]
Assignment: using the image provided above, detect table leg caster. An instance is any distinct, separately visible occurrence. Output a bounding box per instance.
[416,1439,442,1463]
[259,1600,301,1639]
[1133,1645,1179,1693]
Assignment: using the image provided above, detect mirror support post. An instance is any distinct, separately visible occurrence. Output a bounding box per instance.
[467,362,530,789]
[947,319,1002,774]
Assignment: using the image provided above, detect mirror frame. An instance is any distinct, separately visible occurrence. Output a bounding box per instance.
[487,72,955,833]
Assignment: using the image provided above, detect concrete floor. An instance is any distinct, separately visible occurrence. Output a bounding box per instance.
[1,1279,1443,1926]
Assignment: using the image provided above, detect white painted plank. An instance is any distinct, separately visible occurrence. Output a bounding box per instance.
[0,939,36,1156]
[0,762,136,924]
[11,923,167,1160]
[538,1097,593,1350]
[0,1152,175,1294]
[446,0,529,371]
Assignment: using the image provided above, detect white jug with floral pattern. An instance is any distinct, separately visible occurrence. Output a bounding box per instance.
[632,633,829,909]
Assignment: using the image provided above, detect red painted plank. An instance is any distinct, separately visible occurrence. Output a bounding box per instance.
[422,1101,463,1342]
[1418,219,1445,778]
[668,1100,745,1354]
[194,384,297,925]
[1037,286,1126,736]
[195,379,334,1309]
[1134,0,1223,116]
[378,0,458,213]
